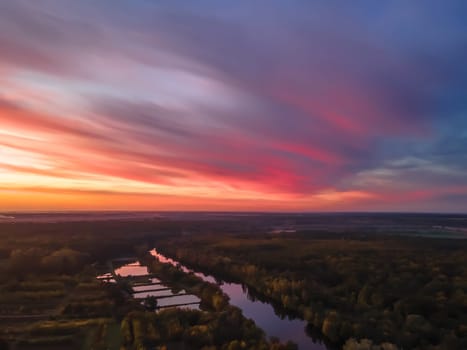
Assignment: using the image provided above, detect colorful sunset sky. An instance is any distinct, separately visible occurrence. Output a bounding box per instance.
[1,1,467,212]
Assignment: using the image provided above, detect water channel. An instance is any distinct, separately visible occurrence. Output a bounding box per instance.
[149,249,327,349]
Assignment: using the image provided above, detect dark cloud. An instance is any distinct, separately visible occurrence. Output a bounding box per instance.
[1,0,467,210]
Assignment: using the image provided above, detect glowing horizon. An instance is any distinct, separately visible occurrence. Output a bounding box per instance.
[1,1,467,212]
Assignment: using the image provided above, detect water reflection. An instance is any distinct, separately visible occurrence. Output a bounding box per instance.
[149,249,327,350]
[107,258,201,310]
[114,261,149,277]
[133,285,165,293]
[150,249,217,284]
[134,289,177,298]
[157,294,201,308]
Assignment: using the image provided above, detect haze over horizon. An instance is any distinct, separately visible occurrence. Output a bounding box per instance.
[1,1,467,212]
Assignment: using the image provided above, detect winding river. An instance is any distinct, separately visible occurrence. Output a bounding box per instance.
[149,249,327,350]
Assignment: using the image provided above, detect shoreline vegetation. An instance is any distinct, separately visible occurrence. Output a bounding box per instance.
[0,214,466,349]
[153,234,467,349]
[0,220,298,349]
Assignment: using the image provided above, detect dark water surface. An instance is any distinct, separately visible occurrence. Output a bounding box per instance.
[150,249,327,350]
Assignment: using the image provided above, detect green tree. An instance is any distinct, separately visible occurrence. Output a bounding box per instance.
[322,311,341,343]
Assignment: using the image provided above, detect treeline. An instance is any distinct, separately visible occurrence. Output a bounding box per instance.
[155,234,467,349]
[132,252,298,349]
[0,220,181,280]
[8,247,90,275]
[0,220,177,349]
[121,308,298,350]
[140,251,229,312]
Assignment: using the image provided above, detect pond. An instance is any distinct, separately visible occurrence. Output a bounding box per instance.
[157,294,202,309]
[114,261,149,277]
[133,289,178,299]
[110,258,201,310]
[149,249,327,350]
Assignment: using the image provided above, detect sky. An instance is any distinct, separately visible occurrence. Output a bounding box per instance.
[1,0,467,212]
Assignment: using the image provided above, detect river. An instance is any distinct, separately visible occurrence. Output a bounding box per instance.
[149,249,327,350]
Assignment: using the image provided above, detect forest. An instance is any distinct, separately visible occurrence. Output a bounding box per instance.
[153,227,467,349]
[0,218,297,349]
[0,214,466,349]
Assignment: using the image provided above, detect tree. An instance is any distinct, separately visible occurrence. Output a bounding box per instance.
[322,311,341,343]
[143,296,158,311]
[212,293,228,311]
[41,248,89,274]
[0,339,9,350]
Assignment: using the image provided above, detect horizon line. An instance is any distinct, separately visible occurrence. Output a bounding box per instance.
[2,210,466,215]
